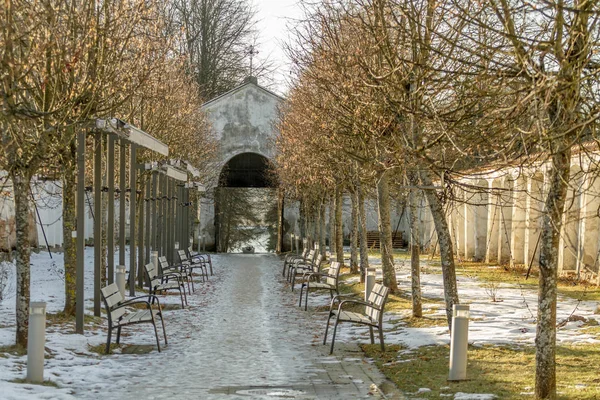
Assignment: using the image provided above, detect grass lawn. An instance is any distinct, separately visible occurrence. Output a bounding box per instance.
[362,343,600,399]
[338,249,600,398]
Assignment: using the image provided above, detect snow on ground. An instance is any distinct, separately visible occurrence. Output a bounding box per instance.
[0,247,191,400]
[306,256,600,351]
[0,249,599,399]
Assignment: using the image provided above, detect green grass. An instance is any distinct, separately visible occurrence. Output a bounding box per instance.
[362,343,600,399]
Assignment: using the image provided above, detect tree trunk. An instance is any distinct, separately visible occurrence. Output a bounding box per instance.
[329,193,336,256]
[276,189,284,253]
[299,199,306,240]
[62,144,77,316]
[409,185,422,318]
[376,171,398,292]
[535,148,570,400]
[319,197,327,257]
[13,171,32,347]
[420,169,458,328]
[358,181,369,283]
[350,188,359,274]
[335,185,344,265]
[101,136,108,286]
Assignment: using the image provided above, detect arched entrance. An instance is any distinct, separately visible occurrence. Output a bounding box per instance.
[215,153,280,253]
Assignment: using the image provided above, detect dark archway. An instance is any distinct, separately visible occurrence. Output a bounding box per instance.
[215,153,282,253]
[219,153,275,188]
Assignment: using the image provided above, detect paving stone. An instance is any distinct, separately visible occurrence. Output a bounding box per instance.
[76,254,405,399]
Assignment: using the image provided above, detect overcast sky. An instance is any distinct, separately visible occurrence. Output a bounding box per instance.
[254,0,304,95]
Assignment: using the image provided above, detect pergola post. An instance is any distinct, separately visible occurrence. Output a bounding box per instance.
[93,133,102,317]
[129,144,137,296]
[76,118,168,334]
[119,140,127,267]
[184,185,190,249]
[137,173,145,288]
[75,130,86,334]
[145,171,151,268]
[166,178,173,263]
[151,171,158,255]
[176,184,181,249]
[107,136,115,284]
[161,173,167,258]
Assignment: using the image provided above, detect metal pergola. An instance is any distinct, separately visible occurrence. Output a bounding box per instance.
[75,119,200,334]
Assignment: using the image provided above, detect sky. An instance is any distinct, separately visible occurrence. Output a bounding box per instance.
[254,0,304,95]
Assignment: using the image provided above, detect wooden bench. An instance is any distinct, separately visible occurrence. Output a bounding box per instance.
[178,250,209,284]
[188,247,213,276]
[282,247,309,277]
[145,262,187,309]
[159,256,193,294]
[289,252,324,291]
[100,283,168,354]
[323,283,389,354]
[298,261,341,311]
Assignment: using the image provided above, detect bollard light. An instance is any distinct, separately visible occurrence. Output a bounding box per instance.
[365,267,376,301]
[151,251,159,272]
[27,302,46,383]
[116,266,126,298]
[449,304,470,381]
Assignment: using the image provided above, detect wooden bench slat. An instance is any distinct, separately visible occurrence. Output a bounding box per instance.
[110,307,127,321]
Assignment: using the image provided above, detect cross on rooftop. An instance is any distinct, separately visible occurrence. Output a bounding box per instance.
[247,45,259,76]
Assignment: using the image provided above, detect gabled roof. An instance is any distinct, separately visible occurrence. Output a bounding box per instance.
[201,76,285,108]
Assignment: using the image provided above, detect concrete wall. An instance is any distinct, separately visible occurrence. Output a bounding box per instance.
[199,78,285,249]
[426,156,600,282]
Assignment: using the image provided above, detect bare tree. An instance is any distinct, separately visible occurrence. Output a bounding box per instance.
[167,0,267,100]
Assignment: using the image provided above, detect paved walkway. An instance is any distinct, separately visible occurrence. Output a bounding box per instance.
[77,254,403,399]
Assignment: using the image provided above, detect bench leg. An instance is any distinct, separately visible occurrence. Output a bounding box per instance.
[330,317,341,355]
[298,284,304,308]
[323,312,334,345]
[208,256,213,275]
[150,315,161,352]
[116,326,122,344]
[105,328,112,354]
[369,326,375,344]
[179,287,185,309]
[186,275,192,295]
[378,325,385,352]
[304,284,310,311]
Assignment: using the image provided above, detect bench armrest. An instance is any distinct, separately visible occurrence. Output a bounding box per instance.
[118,294,163,310]
[327,293,362,310]
[303,271,333,282]
[336,298,381,313]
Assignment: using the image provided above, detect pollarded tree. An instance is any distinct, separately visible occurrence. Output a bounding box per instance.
[281,11,402,291]
[445,1,600,397]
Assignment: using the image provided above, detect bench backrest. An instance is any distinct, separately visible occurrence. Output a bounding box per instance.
[177,249,188,263]
[366,283,389,323]
[312,253,323,273]
[158,256,169,273]
[144,263,160,289]
[101,283,126,323]
[300,248,309,259]
[305,249,315,263]
[327,261,341,287]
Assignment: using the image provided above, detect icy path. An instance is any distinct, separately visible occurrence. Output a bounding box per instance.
[38,254,393,400]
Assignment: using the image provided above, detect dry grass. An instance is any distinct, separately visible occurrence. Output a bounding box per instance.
[363,343,600,399]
